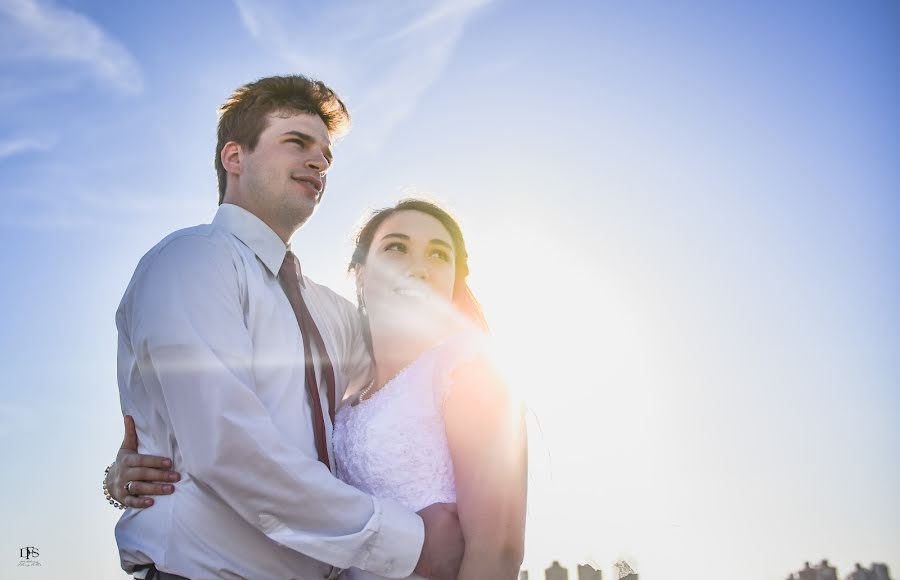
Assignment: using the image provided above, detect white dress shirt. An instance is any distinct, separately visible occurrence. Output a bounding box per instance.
[115,204,424,580]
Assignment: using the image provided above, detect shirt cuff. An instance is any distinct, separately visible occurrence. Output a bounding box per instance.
[364,497,425,578]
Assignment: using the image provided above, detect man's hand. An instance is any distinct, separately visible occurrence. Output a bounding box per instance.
[414,502,464,580]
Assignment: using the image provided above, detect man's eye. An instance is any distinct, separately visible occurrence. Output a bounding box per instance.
[288,139,305,148]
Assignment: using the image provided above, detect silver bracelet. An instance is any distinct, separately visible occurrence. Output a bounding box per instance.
[103,462,126,510]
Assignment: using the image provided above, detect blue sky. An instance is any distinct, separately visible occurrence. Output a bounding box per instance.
[1,1,898,579]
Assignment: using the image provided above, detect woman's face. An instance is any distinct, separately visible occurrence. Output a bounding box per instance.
[358,210,457,335]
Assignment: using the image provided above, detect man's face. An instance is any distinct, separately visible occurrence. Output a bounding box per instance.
[236,111,333,238]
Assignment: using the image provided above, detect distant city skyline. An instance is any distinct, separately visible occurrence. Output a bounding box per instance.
[787,560,893,580]
[521,558,892,580]
[525,559,630,580]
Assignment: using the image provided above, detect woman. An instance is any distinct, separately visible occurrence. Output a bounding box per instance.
[106,199,527,579]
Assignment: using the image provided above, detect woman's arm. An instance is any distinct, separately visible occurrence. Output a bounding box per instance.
[444,357,527,580]
[105,415,180,507]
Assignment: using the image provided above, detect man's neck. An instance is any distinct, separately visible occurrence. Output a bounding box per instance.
[221,200,295,244]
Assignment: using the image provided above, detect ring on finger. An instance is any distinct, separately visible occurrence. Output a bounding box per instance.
[125,481,136,495]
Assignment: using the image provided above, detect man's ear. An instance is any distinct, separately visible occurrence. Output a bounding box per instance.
[221,141,242,176]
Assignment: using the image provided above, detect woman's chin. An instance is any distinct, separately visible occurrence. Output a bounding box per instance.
[376,314,453,346]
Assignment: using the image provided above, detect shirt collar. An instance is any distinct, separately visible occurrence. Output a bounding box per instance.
[213,203,289,277]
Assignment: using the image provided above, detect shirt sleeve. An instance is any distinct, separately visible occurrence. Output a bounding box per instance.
[121,233,423,577]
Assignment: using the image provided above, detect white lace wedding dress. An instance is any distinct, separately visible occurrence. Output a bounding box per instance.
[333,333,481,580]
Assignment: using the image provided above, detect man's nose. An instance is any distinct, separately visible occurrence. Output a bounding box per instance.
[306,150,330,173]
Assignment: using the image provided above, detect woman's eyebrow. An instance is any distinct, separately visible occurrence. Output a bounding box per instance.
[379,233,453,251]
[430,239,453,250]
[379,233,410,241]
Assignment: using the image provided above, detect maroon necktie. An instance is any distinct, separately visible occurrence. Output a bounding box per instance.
[278,252,336,468]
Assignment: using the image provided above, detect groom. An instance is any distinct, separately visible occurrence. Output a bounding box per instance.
[114,75,463,579]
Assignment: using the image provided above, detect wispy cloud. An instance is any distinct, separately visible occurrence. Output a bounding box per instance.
[0,184,210,231]
[0,135,56,159]
[0,0,142,94]
[231,0,494,150]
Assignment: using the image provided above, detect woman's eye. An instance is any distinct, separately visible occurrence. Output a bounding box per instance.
[384,242,406,253]
[430,249,451,261]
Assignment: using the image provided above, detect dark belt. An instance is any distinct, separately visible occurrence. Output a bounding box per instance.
[133,564,191,580]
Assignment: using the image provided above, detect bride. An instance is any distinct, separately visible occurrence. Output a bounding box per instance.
[105,199,528,579]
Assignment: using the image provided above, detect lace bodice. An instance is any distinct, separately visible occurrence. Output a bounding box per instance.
[333,334,482,579]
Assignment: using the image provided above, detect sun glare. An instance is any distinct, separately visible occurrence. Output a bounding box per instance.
[464,216,690,575]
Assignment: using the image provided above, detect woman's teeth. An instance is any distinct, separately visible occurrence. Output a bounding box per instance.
[395,287,428,299]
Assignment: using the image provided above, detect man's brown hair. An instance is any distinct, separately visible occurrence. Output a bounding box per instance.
[215,75,351,203]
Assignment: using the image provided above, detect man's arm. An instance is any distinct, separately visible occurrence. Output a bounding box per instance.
[122,234,422,576]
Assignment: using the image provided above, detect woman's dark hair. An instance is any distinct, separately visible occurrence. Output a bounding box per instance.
[348,199,488,354]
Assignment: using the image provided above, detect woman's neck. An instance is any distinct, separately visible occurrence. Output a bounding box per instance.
[367,304,464,389]
[369,330,434,389]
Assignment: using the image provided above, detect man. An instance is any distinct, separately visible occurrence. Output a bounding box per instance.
[112,75,463,579]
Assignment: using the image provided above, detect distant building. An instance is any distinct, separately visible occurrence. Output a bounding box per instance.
[578,564,602,580]
[818,560,839,580]
[791,559,893,580]
[799,561,820,580]
[846,563,893,580]
[546,561,569,580]
[614,560,638,580]
[848,564,873,580]
[872,563,893,580]
[796,560,838,580]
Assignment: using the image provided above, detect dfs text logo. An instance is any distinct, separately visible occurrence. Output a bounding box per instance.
[18,546,41,567]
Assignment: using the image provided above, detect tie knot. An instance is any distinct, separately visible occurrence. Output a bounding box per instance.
[280,252,305,289]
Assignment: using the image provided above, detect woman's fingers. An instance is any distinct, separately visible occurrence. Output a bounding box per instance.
[123,466,180,484]
[121,415,138,452]
[118,451,174,471]
[116,470,180,509]
[124,480,176,498]
[119,415,174,469]
[111,416,179,509]
[124,494,155,509]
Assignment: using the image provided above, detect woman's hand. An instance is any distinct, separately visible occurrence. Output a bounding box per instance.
[106,415,181,508]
